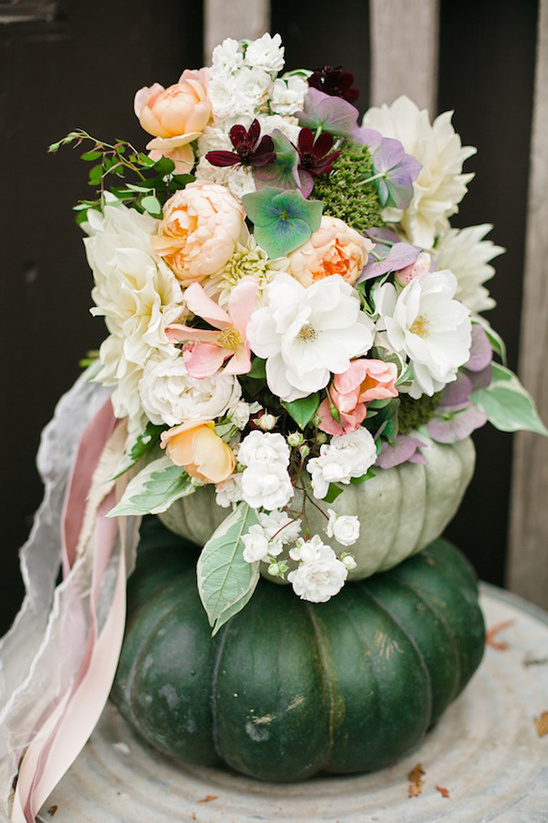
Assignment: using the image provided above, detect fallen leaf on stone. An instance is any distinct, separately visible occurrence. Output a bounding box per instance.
[47,807,58,817]
[534,711,548,737]
[408,763,425,797]
[198,795,219,803]
[436,785,450,799]
[486,619,514,651]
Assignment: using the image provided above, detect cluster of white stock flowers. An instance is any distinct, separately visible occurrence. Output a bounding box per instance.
[242,509,302,563]
[307,428,378,500]
[287,536,349,603]
[238,431,294,510]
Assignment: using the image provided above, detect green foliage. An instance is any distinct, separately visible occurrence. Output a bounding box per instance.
[283,392,321,430]
[471,364,548,436]
[397,392,442,435]
[197,503,261,634]
[48,129,195,222]
[108,456,195,517]
[110,421,166,480]
[313,141,383,234]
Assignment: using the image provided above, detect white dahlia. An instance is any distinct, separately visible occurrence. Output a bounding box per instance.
[84,198,184,431]
[432,224,504,314]
[362,96,476,248]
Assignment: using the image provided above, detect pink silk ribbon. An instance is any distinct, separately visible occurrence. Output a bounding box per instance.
[11,399,137,823]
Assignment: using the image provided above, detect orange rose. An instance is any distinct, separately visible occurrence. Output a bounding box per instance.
[160,420,234,484]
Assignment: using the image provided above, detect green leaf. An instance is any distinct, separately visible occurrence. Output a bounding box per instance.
[197,503,261,634]
[283,393,320,429]
[141,195,163,217]
[350,469,376,485]
[470,364,548,436]
[152,156,176,175]
[247,357,267,379]
[477,317,507,363]
[88,164,103,185]
[81,150,102,162]
[107,456,195,516]
[171,173,195,187]
[109,422,165,480]
[324,483,344,503]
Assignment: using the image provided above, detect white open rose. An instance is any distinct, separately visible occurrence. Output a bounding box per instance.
[288,536,348,602]
[139,354,241,426]
[247,274,374,403]
[326,510,360,546]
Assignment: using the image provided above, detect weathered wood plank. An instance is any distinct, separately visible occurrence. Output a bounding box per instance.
[204,0,270,62]
[369,0,439,113]
[507,0,548,609]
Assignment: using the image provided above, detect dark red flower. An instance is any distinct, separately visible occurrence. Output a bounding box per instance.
[206,119,276,168]
[308,66,359,103]
[297,128,341,179]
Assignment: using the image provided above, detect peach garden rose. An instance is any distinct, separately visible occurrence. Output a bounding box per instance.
[160,420,234,483]
[286,215,374,287]
[151,181,246,286]
[134,69,212,172]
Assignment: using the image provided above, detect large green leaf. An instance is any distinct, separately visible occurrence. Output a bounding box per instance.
[470,364,547,436]
[197,503,261,635]
[283,392,320,429]
[108,456,195,517]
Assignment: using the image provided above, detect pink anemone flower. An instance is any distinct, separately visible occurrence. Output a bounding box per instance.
[167,278,258,378]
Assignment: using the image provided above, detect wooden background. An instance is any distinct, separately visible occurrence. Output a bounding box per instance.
[0,0,542,634]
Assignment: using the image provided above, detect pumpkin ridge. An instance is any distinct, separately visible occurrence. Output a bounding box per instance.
[305,603,336,767]
[388,550,484,693]
[118,575,193,729]
[359,584,434,722]
[385,571,461,668]
[376,457,406,571]
[209,618,232,760]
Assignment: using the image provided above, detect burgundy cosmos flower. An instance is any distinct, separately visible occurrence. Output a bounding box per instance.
[206,119,275,168]
[297,128,341,178]
[308,65,359,103]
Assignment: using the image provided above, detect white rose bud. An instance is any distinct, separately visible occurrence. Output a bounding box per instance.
[257,413,278,431]
[326,510,361,547]
[267,561,288,578]
[299,443,310,458]
[340,553,358,571]
[287,431,304,448]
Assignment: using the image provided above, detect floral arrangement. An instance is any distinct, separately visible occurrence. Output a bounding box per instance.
[51,33,546,632]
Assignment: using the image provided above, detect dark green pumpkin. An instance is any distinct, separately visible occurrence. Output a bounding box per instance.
[112,518,485,782]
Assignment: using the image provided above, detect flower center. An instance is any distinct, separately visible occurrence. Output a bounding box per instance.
[217,327,243,350]
[297,323,318,342]
[410,315,429,338]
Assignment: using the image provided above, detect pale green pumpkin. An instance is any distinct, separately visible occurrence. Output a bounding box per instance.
[158,436,475,580]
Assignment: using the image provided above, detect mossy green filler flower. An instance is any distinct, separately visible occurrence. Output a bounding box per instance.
[313,141,383,235]
[242,186,322,258]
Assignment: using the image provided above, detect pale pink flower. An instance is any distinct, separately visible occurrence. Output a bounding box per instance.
[286,215,374,288]
[134,71,212,172]
[318,358,398,435]
[395,251,432,286]
[151,181,245,285]
[167,278,258,377]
